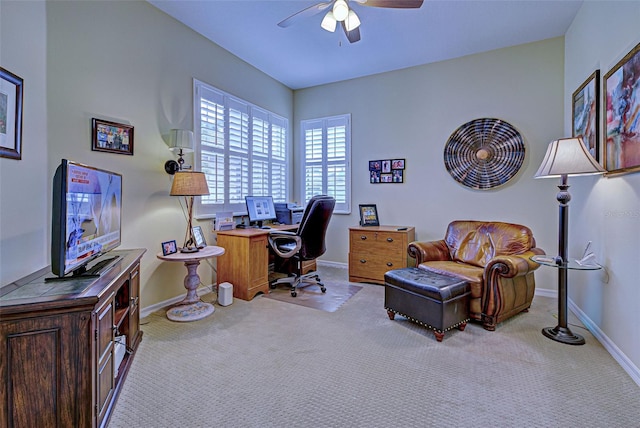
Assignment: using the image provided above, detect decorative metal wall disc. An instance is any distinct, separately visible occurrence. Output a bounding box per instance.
[444,118,525,190]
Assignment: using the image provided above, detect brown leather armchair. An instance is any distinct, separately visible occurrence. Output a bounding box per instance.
[408,220,545,331]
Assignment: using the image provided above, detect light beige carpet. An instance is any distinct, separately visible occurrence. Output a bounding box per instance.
[108,266,640,427]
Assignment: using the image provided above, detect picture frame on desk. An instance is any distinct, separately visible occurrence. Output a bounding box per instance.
[359,204,379,227]
[162,240,177,256]
[192,226,206,248]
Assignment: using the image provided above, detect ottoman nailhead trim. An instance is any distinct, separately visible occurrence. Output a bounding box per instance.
[385,307,470,334]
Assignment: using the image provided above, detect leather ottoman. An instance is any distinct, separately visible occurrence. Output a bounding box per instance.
[384,267,470,342]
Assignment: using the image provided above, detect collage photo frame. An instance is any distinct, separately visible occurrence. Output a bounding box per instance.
[369,158,405,183]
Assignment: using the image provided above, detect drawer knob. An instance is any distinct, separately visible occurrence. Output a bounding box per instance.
[360,235,367,240]
[386,262,393,267]
[360,259,367,264]
[386,237,394,242]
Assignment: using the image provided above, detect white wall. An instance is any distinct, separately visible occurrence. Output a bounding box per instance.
[294,37,565,291]
[1,1,293,309]
[564,1,640,378]
[0,1,49,285]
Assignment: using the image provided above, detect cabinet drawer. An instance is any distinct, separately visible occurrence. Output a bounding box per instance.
[349,253,404,279]
[350,232,405,252]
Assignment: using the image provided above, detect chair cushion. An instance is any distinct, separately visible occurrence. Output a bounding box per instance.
[445,221,535,268]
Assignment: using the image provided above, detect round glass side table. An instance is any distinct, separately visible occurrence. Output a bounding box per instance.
[531,255,602,345]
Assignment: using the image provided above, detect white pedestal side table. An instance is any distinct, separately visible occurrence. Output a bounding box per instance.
[157,245,225,321]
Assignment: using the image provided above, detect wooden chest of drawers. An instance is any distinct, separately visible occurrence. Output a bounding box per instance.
[349,225,415,284]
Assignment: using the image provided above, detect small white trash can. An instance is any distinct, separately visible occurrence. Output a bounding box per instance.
[218,282,233,306]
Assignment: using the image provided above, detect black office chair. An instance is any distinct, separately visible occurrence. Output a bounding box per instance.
[268,195,336,297]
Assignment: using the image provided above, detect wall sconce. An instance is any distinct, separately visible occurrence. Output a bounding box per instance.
[164,129,194,175]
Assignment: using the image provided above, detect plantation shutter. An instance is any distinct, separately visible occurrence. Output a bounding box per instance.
[194,80,289,217]
[301,115,351,214]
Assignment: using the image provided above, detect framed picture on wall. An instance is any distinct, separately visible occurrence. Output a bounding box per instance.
[369,159,406,184]
[603,42,640,175]
[92,118,134,155]
[359,204,379,227]
[572,70,600,161]
[0,67,24,160]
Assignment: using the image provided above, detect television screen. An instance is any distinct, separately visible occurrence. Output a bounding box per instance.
[51,159,122,278]
[245,195,276,227]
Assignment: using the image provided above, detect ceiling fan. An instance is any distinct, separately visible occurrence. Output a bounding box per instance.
[277,0,424,44]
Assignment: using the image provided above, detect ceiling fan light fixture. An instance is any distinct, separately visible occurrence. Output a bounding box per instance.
[344,9,360,31]
[333,0,349,21]
[321,11,337,32]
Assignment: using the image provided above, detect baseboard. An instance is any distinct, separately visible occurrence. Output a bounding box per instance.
[535,287,639,386]
[568,299,640,387]
[316,259,347,269]
[140,284,215,319]
[534,287,557,298]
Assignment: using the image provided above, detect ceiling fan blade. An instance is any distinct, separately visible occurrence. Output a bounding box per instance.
[277,1,334,28]
[341,21,361,43]
[353,0,423,8]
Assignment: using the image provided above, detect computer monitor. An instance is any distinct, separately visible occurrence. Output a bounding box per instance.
[245,195,276,228]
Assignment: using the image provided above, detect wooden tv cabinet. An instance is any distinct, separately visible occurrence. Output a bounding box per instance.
[0,249,145,428]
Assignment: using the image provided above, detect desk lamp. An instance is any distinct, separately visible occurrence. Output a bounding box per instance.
[170,171,210,253]
[534,137,605,344]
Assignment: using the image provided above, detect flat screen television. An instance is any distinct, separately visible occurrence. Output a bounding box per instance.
[245,195,276,228]
[49,159,122,280]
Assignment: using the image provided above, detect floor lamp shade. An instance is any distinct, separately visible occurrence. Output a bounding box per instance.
[170,172,210,253]
[535,137,605,178]
[534,137,604,345]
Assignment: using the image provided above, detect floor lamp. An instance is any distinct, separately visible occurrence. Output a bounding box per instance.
[170,171,210,253]
[534,137,605,345]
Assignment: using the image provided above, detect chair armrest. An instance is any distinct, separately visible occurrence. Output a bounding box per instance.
[407,240,450,265]
[269,230,297,236]
[268,233,302,259]
[485,250,545,279]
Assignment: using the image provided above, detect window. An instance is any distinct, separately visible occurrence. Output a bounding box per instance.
[300,115,351,214]
[194,80,288,217]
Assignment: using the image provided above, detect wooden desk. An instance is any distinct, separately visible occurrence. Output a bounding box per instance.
[216,225,315,301]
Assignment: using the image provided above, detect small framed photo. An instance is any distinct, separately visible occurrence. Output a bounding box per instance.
[572,70,600,161]
[162,240,177,256]
[92,118,134,155]
[359,204,380,227]
[604,42,640,175]
[391,159,405,169]
[192,226,206,248]
[0,67,24,160]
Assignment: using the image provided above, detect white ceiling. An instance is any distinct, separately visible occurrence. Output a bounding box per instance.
[148,0,583,90]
